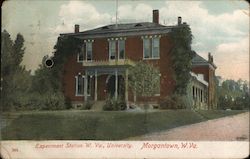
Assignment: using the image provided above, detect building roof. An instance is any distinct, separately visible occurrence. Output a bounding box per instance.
[192,53,208,64]
[60,22,182,39]
[192,52,217,69]
[190,72,208,86]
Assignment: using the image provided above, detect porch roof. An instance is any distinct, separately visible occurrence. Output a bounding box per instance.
[85,67,127,76]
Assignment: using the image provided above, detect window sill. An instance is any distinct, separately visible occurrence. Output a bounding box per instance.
[75,94,91,97]
[143,58,160,60]
[75,94,84,97]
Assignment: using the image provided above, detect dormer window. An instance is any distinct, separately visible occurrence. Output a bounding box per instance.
[102,26,109,29]
[135,23,142,27]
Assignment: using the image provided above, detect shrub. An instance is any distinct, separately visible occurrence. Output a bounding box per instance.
[103,96,127,111]
[5,91,66,111]
[117,97,127,110]
[20,91,65,111]
[80,101,93,110]
[159,94,186,109]
[40,92,66,110]
[10,93,36,111]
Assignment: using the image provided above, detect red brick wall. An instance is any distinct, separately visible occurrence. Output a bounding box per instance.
[93,38,109,61]
[126,36,143,60]
[63,54,84,101]
[63,35,175,103]
[97,75,108,100]
[192,66,209,82]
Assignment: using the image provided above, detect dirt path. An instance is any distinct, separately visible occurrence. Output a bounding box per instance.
[132,112,249,141]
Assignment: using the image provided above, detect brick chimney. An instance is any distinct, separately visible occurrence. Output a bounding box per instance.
[153,10,159,24]
[208,52,213,62]
[178,16,182,25]
[75,24,79,33]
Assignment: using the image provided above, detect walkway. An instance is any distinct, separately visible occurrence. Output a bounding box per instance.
[132,112,249,141]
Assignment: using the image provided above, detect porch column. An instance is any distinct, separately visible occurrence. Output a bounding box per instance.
[84,70,88,101]
[125,69,128,104]
[94,70,98,101]
[115,69,118,100]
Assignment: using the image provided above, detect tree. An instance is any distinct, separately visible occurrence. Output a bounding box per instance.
[128,61,160,102]
[169,24,194,95]
[28,36,81,110]
[128,62,160,134]
[217,78,249,110]
[13,33,25,67]
[1,30,14,76]
[1,30,31,111]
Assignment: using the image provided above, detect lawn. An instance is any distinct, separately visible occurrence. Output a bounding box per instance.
[1,109,247,140]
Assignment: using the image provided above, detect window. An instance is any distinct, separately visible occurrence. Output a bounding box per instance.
[109,41,116,60]
[109,40,126,60]
[143,39,151,58]
[152,38,159,58]
[118,40,125,59]
[77,45,84,62]
[75,75,91,96]
[86,42,92,61]
[77,40,93,62]
[143,37,160,59]
[75,75,84,96]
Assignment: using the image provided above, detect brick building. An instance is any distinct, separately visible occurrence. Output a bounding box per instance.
[191,52,217,109]
[60,10,217,110]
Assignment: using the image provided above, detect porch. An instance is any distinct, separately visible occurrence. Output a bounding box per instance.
[83,66,130,104]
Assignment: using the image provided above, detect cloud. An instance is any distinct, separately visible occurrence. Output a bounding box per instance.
[118,3,153,22]
[214,37,249,81]
[158,1,249,45]
[157,1,249,80]
[53,1,112,34]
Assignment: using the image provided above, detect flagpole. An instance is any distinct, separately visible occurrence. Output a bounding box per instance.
[115,0,118,28]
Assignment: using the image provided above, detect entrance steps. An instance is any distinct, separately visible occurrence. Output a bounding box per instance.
[91,101,105,111]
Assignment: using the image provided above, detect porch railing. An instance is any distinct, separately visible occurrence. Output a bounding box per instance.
[82,59,135,67]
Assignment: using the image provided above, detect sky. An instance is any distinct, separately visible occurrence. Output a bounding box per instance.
[2,0,249,81]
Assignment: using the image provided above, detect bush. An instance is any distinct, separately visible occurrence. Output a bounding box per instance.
[80,101,93,110]
[103,96,127,111]
[9,93,36,111]
[23,91,66,111]
[218,96,233,110]
[159,94,186,109]
[117,97,127,110]
[40,92,66,110]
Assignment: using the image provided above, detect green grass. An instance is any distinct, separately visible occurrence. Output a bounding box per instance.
[1,110,247,140]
